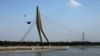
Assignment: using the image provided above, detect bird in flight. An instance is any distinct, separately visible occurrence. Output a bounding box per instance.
[26,21,31,24]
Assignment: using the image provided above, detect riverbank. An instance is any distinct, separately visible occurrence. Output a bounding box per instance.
[0,46,69,53]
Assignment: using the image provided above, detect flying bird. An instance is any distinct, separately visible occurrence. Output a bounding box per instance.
[24,15,26,17]
[26,21,31,24]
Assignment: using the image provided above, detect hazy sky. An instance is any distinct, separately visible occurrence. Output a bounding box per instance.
[0,0,100,42]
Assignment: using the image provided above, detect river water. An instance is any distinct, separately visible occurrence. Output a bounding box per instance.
[0,46,100,56]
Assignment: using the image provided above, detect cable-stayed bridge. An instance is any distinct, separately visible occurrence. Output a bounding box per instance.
[21,6,83,43]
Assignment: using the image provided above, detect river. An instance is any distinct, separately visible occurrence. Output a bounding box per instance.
[0,46,100,56]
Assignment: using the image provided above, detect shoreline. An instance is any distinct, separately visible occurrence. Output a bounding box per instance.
[0,46,69,53]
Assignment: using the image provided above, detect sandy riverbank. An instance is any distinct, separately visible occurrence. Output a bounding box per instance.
[0,46,69,53]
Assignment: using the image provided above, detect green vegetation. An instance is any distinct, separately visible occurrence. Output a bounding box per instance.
[0,41,100,46]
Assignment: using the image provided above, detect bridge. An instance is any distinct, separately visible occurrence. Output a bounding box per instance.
[21,6,84,44]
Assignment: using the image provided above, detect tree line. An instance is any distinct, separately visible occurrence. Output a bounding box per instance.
[0,40,100,46]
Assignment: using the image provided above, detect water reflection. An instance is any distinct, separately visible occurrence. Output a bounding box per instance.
[73,46,88,51]
[0,52,12,56]
[36,52,42,56]
[79,46,88,51]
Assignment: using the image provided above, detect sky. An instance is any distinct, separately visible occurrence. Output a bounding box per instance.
[0,0,100,42]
